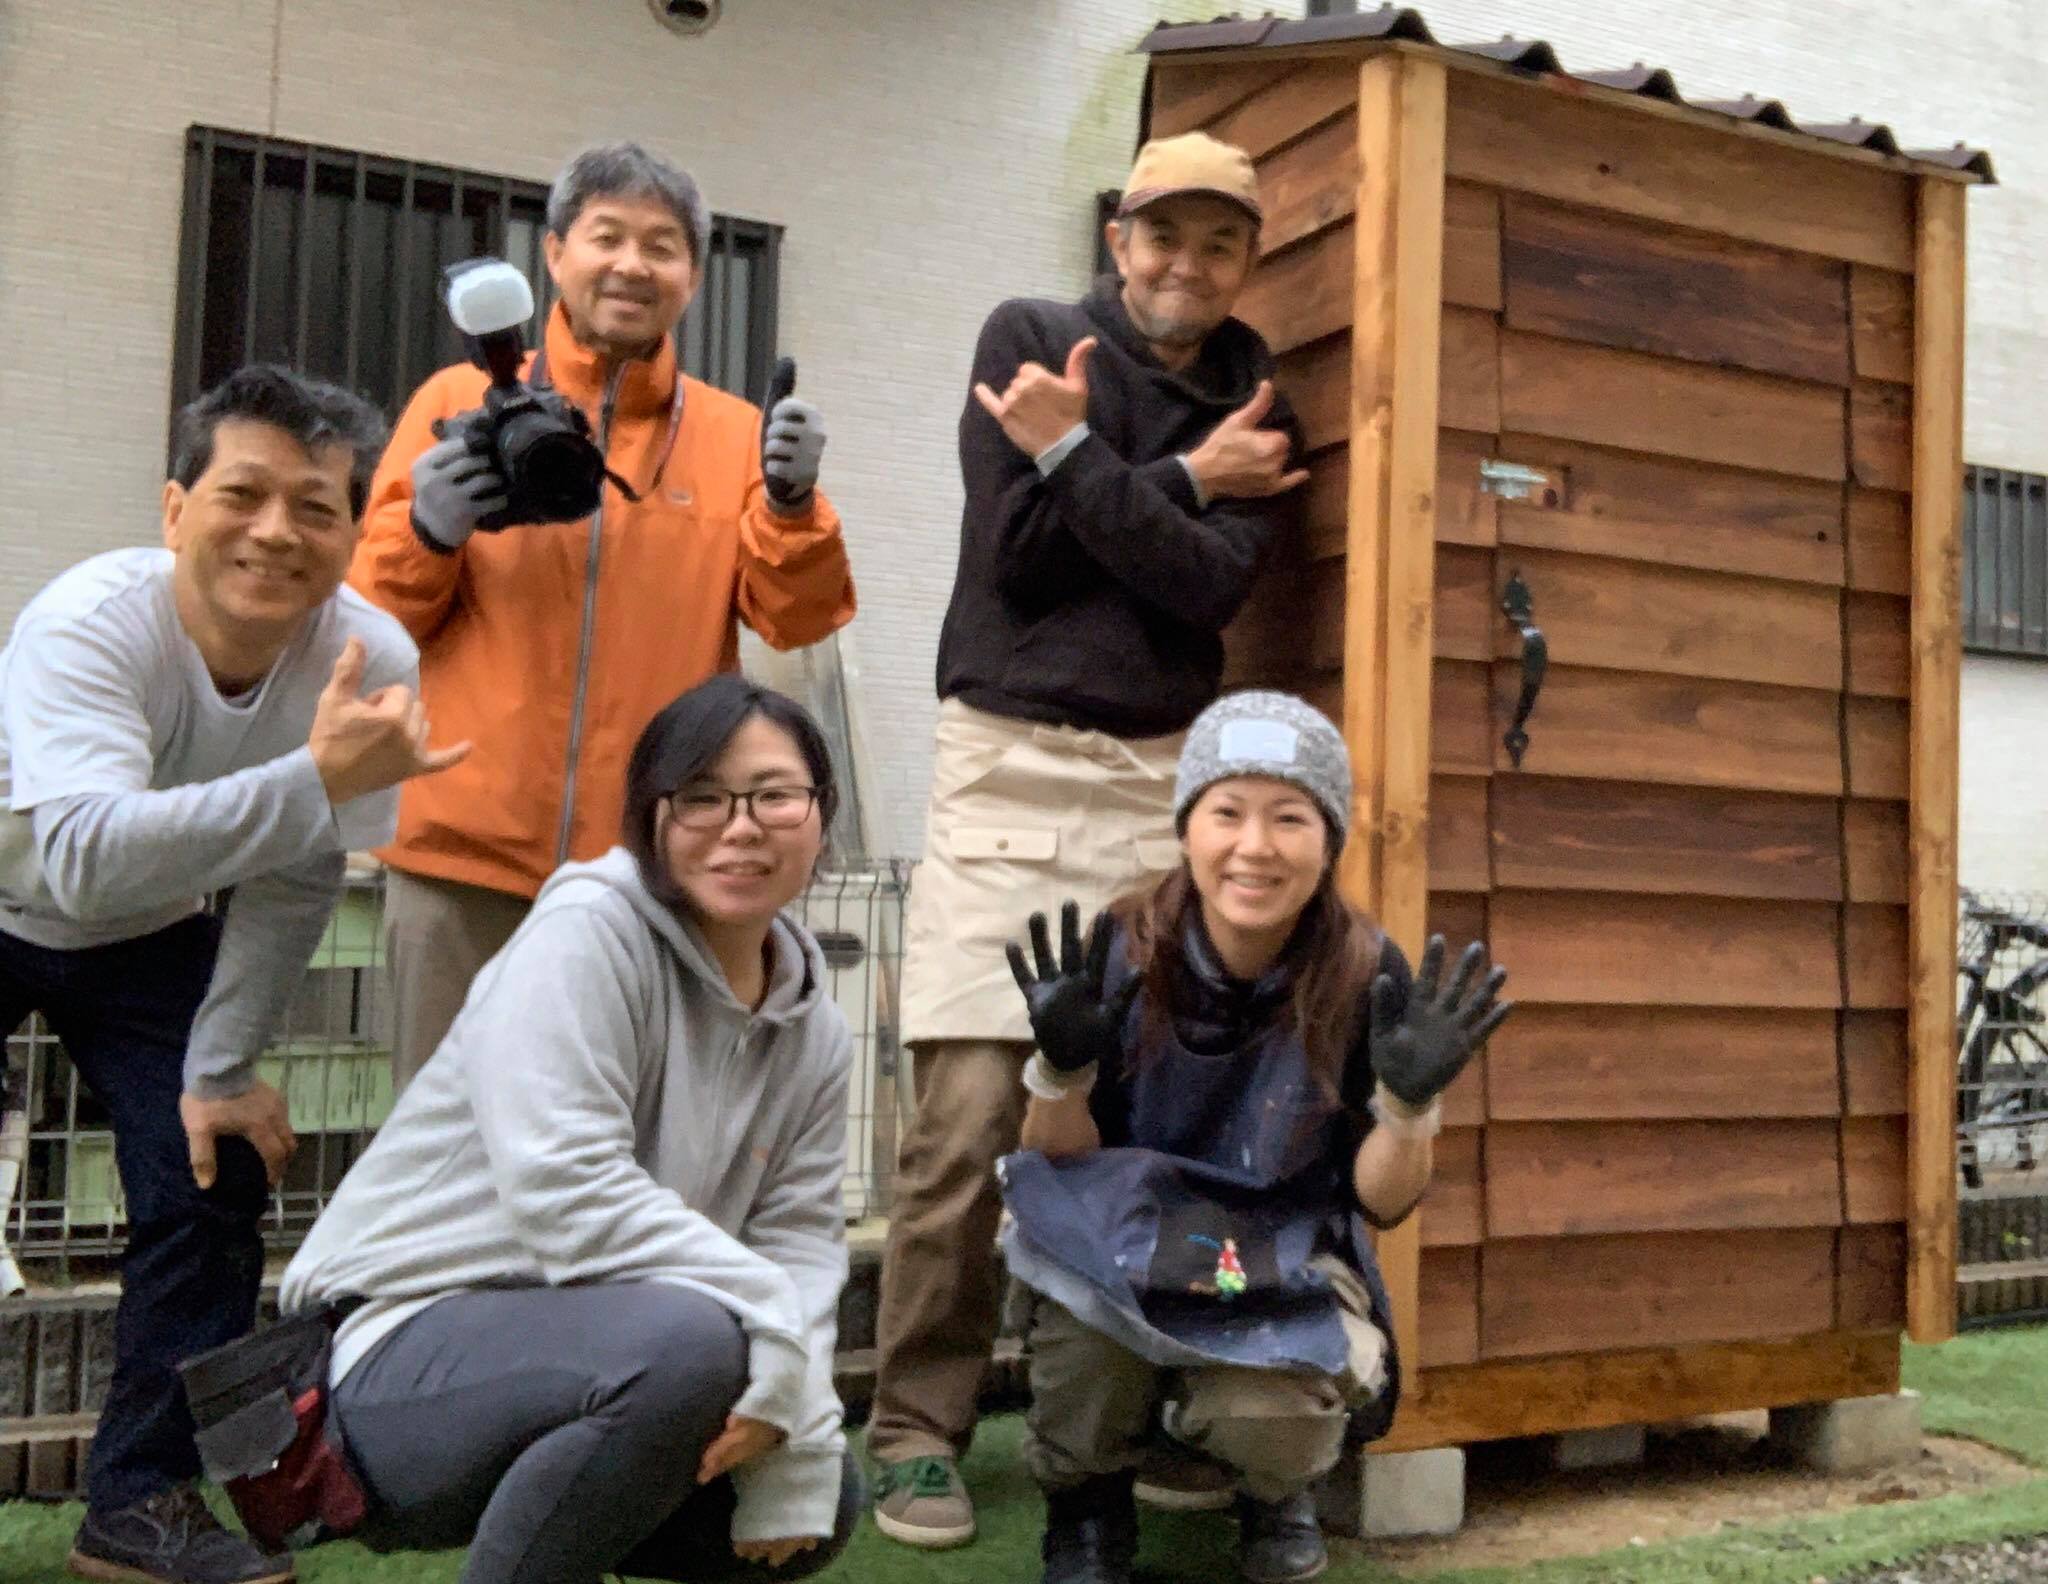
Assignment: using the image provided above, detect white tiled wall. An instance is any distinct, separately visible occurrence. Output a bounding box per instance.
[4,0,2043,859]
[1962,655,2048,896]
[0,0,1295,855]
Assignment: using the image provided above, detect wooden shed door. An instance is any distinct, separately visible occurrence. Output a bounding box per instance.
[1419,180,1915,1367]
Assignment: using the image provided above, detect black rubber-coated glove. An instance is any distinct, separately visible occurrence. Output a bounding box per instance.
[1368,935,1513,1109]
[1006,900,1138,1073]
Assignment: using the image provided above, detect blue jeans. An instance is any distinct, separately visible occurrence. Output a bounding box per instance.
[0,912,268,1512]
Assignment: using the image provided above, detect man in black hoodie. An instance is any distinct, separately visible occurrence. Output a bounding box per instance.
[873,130,1309,1551]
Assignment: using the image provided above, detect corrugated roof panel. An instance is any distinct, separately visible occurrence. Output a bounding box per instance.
[1263,7,1437,47]
[1450,36,1566,73]
[1138,7,1995,182]
[1573,64,1682,101]
[1695,96,1800,132]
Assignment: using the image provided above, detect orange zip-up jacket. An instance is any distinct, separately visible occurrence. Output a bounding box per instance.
[349,303,856,900]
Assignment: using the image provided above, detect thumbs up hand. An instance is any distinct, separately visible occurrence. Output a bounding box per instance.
[1185,379,1311,500]
[307,637,471,807]
[974,336,1096,459]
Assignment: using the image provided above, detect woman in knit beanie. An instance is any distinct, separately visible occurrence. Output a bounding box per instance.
[996,690,1510,1584]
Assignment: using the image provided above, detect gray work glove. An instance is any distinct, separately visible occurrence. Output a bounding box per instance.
[761,397,826,513]
[410,434,509,551]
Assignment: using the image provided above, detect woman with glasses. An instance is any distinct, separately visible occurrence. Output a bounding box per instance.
[279,674,861,1584]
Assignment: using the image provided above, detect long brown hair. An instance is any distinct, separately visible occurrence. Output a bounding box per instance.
[1111,860,1385,1098]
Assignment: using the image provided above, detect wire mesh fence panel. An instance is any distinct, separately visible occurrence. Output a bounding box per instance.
[1956,887,2048,1325]
[787,864,910,1223]
[3,861,911,1280]
[1957,888,2048,1188]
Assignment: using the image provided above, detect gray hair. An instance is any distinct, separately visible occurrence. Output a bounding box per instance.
[546,141,710,263]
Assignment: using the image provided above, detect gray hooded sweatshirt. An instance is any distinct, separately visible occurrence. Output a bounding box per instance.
[280,847,851,1542]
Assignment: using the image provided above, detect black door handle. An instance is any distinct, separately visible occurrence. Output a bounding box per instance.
[1500,570,1548,769]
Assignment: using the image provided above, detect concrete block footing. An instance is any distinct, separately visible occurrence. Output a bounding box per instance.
[1767,1389,1922,1474]
[1548,1423,1648,1472]
[1318,1445,1466,1539]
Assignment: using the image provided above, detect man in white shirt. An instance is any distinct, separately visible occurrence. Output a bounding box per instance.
[0,365,462,1584]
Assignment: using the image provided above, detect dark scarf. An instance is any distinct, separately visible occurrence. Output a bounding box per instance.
[1171,913,1298,1056]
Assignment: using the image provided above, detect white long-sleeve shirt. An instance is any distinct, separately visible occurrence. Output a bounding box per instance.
[0,548,416,1095]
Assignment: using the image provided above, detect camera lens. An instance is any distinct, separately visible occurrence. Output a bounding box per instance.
[496,411,607,523]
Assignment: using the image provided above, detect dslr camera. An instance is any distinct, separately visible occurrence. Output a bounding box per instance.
[434,258,626,529]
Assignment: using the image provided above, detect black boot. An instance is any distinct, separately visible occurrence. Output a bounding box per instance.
[1236,1489,1328,1584]
[1041,1471,1139,1584]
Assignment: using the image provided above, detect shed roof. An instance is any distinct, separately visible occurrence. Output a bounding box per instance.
[1139,8,1996,182]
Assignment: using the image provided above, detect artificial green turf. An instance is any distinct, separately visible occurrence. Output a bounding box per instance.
[1904,1325,2048,1467]
[4,1326,2046,1584]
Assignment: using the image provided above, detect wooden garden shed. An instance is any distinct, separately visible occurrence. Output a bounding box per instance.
[1138,9,1995,1455]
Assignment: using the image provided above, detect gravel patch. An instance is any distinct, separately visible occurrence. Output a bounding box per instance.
[1830,1533,2048,1583]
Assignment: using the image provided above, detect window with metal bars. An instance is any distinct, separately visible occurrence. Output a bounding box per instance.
[168,126,782,447]
[1964,465,2048,659]
[1094,189,1120,276]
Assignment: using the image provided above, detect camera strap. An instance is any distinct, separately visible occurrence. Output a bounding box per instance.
[531,344,688,503]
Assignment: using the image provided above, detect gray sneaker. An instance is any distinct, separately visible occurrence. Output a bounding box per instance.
[872,1454,976,1549]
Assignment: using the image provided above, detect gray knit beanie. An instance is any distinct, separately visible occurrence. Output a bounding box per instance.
[1174,690,1352,847]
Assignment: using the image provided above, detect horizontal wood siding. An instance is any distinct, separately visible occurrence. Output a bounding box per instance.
[1444,70,1916,270]
[1195,64,1925,1396]
[1487,1006,1841,1121]
[1502,196,1852,384]
[1486,1119,1844,1237]
[1482,1229,1836,1358]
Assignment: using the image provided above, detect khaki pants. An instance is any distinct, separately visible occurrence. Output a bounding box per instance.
[382,868,532,1091]
[1025,1295,1349,1503]
[871,701,1183,1463]
[867,1038,1029,1462]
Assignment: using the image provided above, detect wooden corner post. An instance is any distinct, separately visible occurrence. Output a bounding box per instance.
[1906,177,1965,1344]
[1342,51,1449,1383]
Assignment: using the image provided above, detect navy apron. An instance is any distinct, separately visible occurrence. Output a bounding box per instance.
[999,933,1403,1443]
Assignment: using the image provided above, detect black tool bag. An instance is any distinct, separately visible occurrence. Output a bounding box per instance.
[177,1307,368,1552]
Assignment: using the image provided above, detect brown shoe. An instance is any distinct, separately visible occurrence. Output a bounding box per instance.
[873,1454,976,1548]
[1134,1444,1235,1512]
[68,1487,294,1584]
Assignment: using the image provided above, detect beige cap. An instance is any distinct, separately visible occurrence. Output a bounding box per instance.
[1117,131,1262,224]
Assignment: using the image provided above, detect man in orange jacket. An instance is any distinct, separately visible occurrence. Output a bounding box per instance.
[350,141,856,1087]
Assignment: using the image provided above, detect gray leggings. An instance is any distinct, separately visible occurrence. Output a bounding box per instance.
[329,1282,859,1584]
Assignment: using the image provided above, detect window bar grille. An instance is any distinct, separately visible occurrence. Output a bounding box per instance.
[293,150,317,370]
[241,135,268,361]
[1963,465,2048,661]
[343,152,368,390]
[170,127,216,452]
[391,162,417,414]
[172,127,782,427]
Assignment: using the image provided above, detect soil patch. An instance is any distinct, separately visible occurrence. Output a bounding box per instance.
[1366,1414,2035,1575]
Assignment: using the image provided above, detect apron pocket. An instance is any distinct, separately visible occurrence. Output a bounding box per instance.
[1312,1255,1391,1407]
[950,826,1059,862]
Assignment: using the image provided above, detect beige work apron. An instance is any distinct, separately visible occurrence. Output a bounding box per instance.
[900,699,1184,1046]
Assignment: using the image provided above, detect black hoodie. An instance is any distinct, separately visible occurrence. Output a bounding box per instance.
[935,275,1306,738]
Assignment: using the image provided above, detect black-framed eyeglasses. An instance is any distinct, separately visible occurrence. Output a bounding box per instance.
[667,785,819,832]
